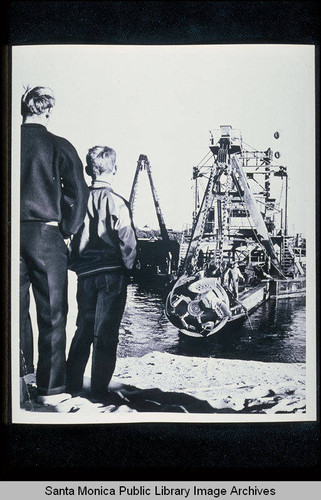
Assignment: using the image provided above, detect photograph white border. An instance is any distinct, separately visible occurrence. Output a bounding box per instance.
[10,44,317,425]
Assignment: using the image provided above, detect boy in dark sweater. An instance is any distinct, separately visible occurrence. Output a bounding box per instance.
[20,86,89,405]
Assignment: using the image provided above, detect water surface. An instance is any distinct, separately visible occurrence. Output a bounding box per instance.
[118,282,306,363]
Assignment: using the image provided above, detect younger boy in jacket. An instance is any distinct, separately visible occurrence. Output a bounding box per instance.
[67,146,137,403]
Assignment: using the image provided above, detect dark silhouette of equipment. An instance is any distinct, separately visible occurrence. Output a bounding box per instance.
[129,154,179,280]
[129,154,169,243]
[165,125,304,338]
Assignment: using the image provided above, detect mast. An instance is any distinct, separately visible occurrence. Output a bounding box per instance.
[129,154,170,243]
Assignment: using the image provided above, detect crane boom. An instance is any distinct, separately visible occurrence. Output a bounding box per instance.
[231,155,284,276]
[129,154,170,243]
[181,152,284,278]
[182,165,222,273]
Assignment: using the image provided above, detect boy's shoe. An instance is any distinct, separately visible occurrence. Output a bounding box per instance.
[67,389,85,398]
[37,393,72,406]
[90,390,128,406]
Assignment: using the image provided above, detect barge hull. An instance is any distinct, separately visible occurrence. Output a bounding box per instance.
[270,278,306,299]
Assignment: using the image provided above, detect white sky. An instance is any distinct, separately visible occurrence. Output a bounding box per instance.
[12,44,315,234]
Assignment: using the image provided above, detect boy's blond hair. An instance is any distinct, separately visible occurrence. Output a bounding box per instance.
[86,146,116,177]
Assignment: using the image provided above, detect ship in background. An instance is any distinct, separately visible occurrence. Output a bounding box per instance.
[165,125,306,337]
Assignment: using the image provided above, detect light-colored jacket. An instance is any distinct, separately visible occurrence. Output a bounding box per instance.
[68,180,137,277]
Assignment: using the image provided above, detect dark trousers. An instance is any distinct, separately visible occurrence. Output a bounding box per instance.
[66,271,127,399]
[20,222,68,395]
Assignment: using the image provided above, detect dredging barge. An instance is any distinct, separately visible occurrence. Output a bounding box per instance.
[129,154,180,284]
[164,126,306,338]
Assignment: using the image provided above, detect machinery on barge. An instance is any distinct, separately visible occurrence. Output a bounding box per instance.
[129,154,180,283]
[165,126,306,338]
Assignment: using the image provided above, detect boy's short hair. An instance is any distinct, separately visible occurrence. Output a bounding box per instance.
[86,146,116,176]
[21,86,55,117]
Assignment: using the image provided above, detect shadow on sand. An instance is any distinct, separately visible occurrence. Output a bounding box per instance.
[20,375,219,414]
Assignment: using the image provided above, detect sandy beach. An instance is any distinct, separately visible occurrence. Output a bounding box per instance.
[113,352,306,413]
[21,351,306,415]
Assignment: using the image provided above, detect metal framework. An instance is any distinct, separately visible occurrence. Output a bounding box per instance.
[182,126,289,278]
[129,154,170,243]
